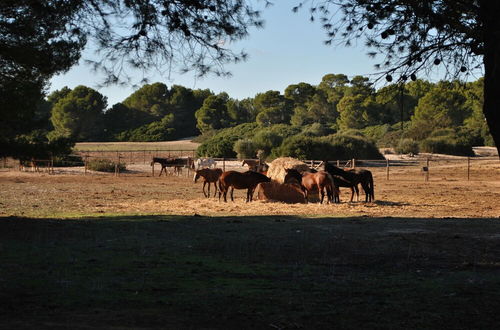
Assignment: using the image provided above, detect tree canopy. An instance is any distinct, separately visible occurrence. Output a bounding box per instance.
[1,0,265,158]
[297,0,499,154]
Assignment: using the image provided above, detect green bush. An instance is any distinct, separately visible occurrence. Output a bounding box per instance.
[419,136,474,156]
[275,135,334,160]
[321,134,385,160]
[53,155,84,167]
[87,159,126,172]
[395,138,419,155]
[274,133,384,161]
[233,139,257,159]
[196,123,258,157]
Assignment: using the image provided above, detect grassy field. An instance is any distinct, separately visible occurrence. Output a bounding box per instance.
[2,215,500,329]
[74,140,199,152]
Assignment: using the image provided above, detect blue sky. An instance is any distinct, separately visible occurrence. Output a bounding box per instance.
[49,2,387,106]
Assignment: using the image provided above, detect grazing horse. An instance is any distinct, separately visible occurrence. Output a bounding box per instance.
[196,158,217,170]
[151,157,192,176]
[218,170,270,202]
[283,168,337,204]
[193,168,223,198]
[323,162,374,202]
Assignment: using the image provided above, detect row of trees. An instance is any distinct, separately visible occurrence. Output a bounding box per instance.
[43,73,491,146]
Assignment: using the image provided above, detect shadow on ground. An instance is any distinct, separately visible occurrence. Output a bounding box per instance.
[1,215,500,329]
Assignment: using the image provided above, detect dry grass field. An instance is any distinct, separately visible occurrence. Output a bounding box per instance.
[1,159,498,219]
[1,158,500,329]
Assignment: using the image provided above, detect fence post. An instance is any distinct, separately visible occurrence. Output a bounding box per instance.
[467,157,470,181]
[337,160,340,167]
[352,158,356,168]
[223,158,226,172]
[386,159,390,180]
[425,158,429,182]
[115,154,121,177]
[84,154,88,176]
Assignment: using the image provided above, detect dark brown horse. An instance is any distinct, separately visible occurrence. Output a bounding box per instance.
[151,157,193,176]
[283,168,337,204]
[193,168,223,198]
[218,170,270,202]
[323,162,374,202]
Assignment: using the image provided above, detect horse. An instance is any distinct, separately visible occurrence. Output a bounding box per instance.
[218,170,270,202]
[196,158,217,170]
[241,159,269,173]
[151,157,192,176]
[283,168,337,204]
[322,162,374,202]
[193,168,223,198]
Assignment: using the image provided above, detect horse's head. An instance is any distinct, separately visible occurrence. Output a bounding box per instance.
[284,168,302,184]
[193,171,201,183]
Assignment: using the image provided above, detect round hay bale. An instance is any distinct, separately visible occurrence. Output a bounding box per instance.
[267,157,311,183]
[256,182,306,204]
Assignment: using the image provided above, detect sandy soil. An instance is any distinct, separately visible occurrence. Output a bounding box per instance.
[1,158,499,219]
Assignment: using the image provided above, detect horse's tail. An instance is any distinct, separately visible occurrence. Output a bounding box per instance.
[368,171,374,201]
[217,178,224,201]
[325,172,335,203]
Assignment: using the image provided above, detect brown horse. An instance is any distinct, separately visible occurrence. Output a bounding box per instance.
[242,159,269,173]
[323,162,374,202]
[218,170,271,202]
[193,168,223,198]
[283,168,338,204]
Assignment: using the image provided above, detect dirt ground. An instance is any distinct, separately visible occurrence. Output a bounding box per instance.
[1,158,499,219]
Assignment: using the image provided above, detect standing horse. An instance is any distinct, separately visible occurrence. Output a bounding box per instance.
[241,159,269,173]
[151,157,191,176]
[323,162,374,202]
[218,170,270,202]
[283,169,337,204]
[193,168,223,198]
[196,158,217,170]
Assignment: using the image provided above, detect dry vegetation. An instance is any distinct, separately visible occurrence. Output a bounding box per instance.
[1,159,498,219]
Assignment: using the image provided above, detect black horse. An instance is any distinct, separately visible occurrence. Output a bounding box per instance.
[322,162,375,202]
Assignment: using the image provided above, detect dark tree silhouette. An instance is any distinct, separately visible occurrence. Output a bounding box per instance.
[1,0,266,157]
[296,0,499,155]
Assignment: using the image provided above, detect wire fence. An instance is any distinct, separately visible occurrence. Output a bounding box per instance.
[1,150,498,182]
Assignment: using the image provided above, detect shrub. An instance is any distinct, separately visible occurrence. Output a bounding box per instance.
[275,135,334,160]
[53,154,84,167]
[87,158,126,172]
[321,134,385,160]
[395,138,419,155]
[233,139,257,159]
[419,136,474,156]
[196,123,258,157]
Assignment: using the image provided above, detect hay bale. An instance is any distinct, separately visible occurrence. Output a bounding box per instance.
[267,157,311,184]
[256,182,306,204]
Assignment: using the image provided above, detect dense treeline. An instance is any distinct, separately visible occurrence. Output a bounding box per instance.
[34,73,492,159]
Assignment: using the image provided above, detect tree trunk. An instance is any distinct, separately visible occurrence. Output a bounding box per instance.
[481,1,500,158]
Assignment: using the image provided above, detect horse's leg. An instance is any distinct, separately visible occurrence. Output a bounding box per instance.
[230,187,235,202]
[349,186,355,202]
[248,187,255,202]
[202,181,208,198]
[355,184,360,202]
[214,182,219,198]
